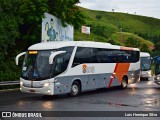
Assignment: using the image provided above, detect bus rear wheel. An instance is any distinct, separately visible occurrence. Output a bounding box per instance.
[120,77,128,89]
[69,81,80,97]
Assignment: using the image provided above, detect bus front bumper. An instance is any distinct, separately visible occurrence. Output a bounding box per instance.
[140,71,151,78]
[20,79,54,95]
[20,86,53,95]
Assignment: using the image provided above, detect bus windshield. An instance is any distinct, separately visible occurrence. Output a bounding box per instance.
[21,50,55,80]
[21,47,73,80]
[140,57,151,71]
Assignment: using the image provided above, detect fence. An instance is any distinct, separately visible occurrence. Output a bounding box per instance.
[0,81,19,91]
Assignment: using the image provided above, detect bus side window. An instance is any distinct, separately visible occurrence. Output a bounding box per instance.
[54,56,64,76]
[72,47,99,67]
[130,51,139,63]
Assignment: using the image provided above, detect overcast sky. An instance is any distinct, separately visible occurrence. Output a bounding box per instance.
[77,0,160,19]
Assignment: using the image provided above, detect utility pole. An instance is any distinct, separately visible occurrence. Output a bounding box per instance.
[120,28,123,43]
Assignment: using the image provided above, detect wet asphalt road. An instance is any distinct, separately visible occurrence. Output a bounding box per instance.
[0,77,160,120]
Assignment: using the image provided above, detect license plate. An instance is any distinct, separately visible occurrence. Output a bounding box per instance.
[29,89,35,92]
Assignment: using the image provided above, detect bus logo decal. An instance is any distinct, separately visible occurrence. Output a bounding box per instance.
[82,64,87,73]
[82,64,95,73]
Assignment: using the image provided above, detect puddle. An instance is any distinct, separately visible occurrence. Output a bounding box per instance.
[73,100,138,108]
[145,99,160,107]
[105,102,137,107]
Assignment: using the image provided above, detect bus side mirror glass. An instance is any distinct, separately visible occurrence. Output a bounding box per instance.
[49,51,66,64]
[15,52,26,65]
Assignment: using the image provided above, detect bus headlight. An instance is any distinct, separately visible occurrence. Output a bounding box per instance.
[20,81,23,86]
[157,77,160,80]
[147,71,151,75]
[44,83,50,87]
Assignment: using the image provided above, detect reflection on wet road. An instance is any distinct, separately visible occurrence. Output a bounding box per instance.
[0,78,160,112]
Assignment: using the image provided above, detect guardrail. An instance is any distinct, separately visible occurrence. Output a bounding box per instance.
[0,81,19,86]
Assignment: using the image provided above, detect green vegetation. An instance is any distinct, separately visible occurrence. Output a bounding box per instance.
[75,7,160,54]
[0,1,160,82]
[112,32,153,45]
[0,0,84,82]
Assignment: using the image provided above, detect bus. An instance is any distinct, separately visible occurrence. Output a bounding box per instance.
[16,41,140,96]
[140,52,152,80]
[153,56,160,85]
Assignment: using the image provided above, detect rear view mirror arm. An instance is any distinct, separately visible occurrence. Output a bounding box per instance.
[49,51,66,64]
[15,52,26,65]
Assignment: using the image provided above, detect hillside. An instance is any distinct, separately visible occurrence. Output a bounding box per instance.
[74,7,160,50]
[111,32,154,48]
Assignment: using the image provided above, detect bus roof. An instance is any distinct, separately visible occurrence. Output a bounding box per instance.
[28,41,139,51]
[140,52,150,57]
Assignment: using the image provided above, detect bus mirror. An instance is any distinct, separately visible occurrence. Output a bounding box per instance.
[49,51,66,64]
[15,52,26,65]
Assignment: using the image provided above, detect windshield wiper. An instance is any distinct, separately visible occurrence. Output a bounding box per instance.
[141,63,148,71]
[34,60,41,78]
[24,65,40,79]
[25,66,33,77]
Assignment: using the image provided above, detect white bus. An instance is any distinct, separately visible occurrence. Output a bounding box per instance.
[16,41,140,96]
[140,52,152,80]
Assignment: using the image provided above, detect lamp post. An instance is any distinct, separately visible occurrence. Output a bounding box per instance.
[120,28,123,43]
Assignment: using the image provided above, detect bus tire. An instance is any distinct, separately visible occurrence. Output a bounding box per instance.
[69,81,80,97]
[120,76,128,89]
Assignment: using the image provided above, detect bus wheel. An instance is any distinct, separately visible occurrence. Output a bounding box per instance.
[121,77,128,89]
[69,81,80,97]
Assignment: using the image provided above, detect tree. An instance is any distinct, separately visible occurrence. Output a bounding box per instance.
[125,37,133,47]
[1,0,85,58]
[108,39,120,45]
[0,0,23,81]
[0,0,85,81]
[48,0,85,28]
[0,0,21,63]
[125,37,141,48]
[18,0,49,46]
[87,22,117,39]
[154,41,160,51]
[141,44,150,52]
[18,0,85,45]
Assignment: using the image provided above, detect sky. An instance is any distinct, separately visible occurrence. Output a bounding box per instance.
[77,0,160,19]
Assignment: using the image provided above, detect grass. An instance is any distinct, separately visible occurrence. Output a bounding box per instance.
[111,32,154,47]
[75,7,158,48]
